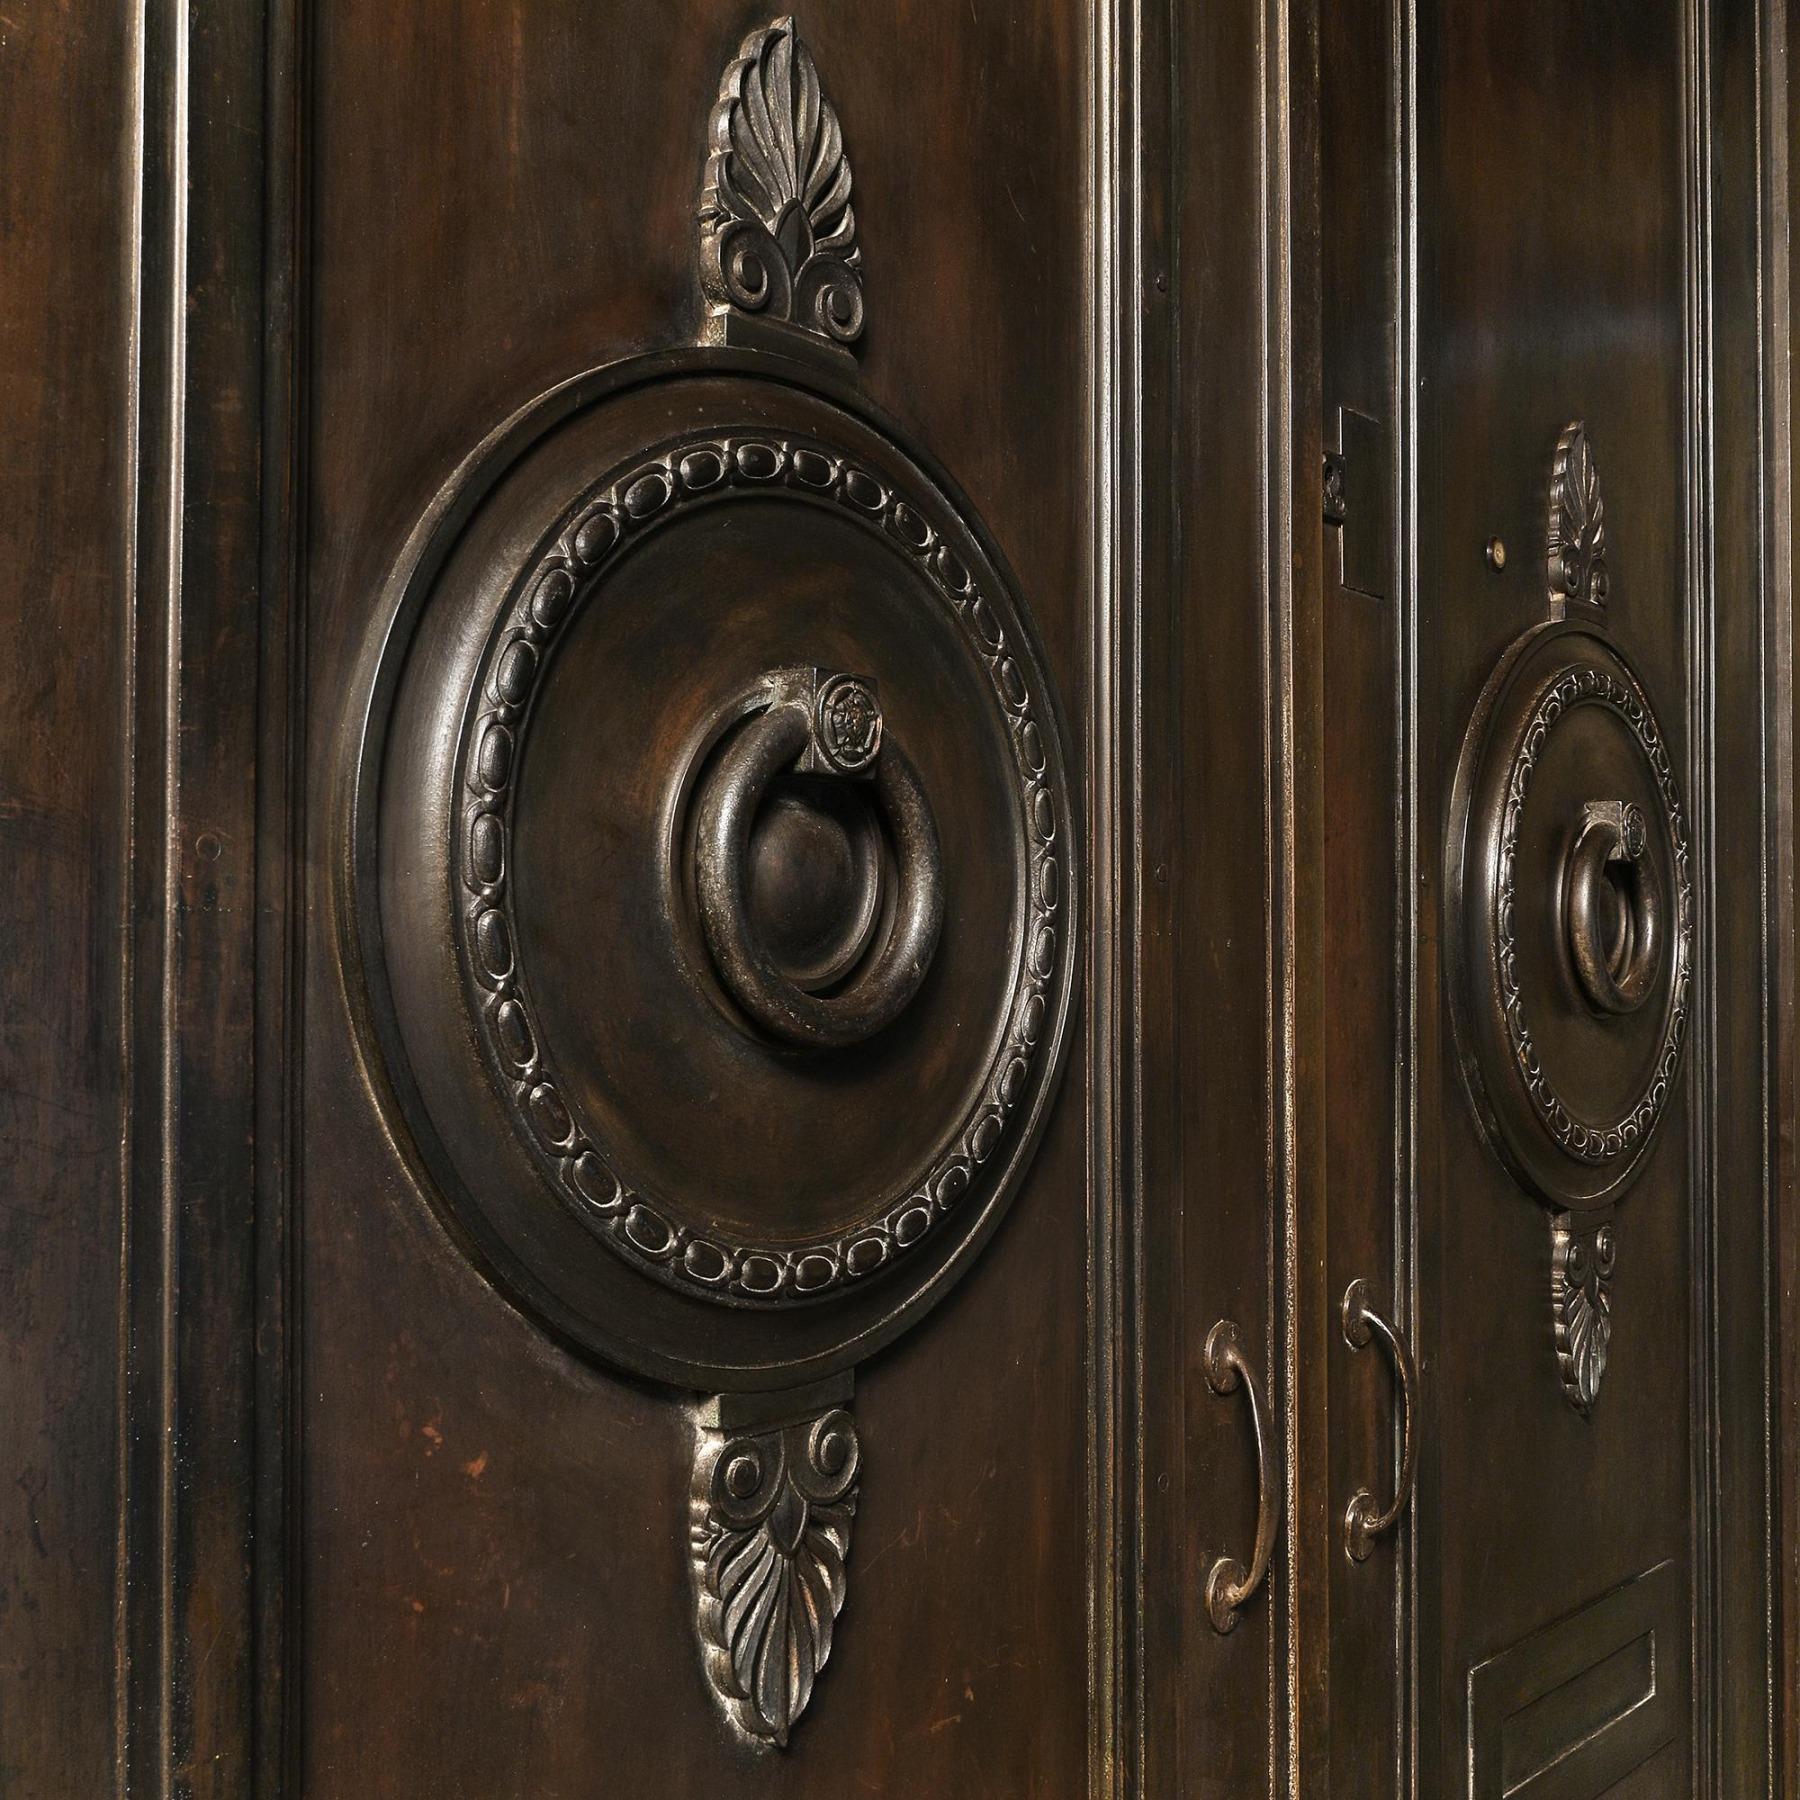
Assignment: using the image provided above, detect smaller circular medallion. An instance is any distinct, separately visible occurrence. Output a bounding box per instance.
[1447,621,1693,1209]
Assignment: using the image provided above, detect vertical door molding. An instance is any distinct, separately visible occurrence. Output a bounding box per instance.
[117,0,290,1793]
[1687,0,1790,1790]
[1084,0,1149,1790]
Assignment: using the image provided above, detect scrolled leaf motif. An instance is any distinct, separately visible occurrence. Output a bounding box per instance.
[692,1406,861,1745]
[1549,421,1609,609]
[699,16,864,346]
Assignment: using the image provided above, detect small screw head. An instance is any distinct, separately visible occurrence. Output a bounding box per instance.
[1485,536,1507,571]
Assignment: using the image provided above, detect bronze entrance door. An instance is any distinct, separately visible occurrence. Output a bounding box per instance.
[1,1,1794,1797]
[1309,3,1795,1797]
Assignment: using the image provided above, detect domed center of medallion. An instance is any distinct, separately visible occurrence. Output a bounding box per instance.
[743,777,881,991]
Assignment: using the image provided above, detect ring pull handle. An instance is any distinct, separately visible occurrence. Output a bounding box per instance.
[1565,799,1660,1015]
[1340,1279,1420,1563]
[1202,1319,1280,1633]
[695,666,944,1050]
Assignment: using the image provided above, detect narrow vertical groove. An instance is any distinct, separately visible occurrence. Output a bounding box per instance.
[118,0,190,1791]
[1258,0,1300,1793]
[156,7,190,1791]
[1764,0,1799,1782]
[1680,4,1721,1796]
[1086,0,1145,1791]
[1086,0,1117,1785]
[256,0,308,1786]
[1393,1,1422,1795]
[1751,7,1772,1786]
[1754,2,1791,1790]
[1124,13,1149,1771]
[1125,11,1148,1771]
[115,0,150,1787]
[1764,0,1792,1778]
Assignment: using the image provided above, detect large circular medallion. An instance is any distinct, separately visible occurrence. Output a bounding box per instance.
[348,351,1078,1388]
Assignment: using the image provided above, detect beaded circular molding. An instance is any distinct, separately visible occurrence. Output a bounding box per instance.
[452,426,1067,1307]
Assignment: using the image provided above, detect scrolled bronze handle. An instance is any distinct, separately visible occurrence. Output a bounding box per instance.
[695,667,944,1050]
[1340,1279,1419,1562]
[1203,1319,1280,1634]
[1565,799,1660,1015]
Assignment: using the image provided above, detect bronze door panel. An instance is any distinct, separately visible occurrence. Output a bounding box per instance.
[1314,1,1789,1795]
[295,5,1117,1790]
[1,0,1790,1794]
[341,29,1080,1738]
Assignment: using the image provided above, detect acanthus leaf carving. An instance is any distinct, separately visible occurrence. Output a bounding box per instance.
[691,1394,860,1746]
[698,16,865,353]
[1551,1209,1616,1414]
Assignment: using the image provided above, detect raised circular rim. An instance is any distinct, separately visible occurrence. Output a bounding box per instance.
[338,346,1082,1388]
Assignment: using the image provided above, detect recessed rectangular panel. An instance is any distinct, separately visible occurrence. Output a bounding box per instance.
[1467,1560,1683,1800]
[1499,1632,1654,1793]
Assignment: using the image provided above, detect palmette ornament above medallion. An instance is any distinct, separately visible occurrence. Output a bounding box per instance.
[1549,420,1608,611]
[699,16,864,352]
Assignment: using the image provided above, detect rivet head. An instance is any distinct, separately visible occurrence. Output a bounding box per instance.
[1486,535,1507,571]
